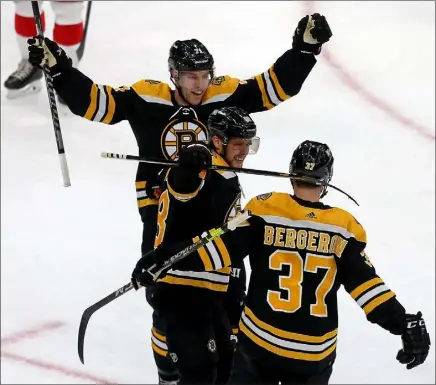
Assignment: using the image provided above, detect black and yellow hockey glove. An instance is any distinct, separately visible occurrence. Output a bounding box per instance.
[292,13,332,55]
[28,37,72,78]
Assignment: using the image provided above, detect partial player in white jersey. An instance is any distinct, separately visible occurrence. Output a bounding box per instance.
[4,0,85,100]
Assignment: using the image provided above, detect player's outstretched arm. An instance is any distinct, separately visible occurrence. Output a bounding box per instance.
[132,215,253,287]
[28,37,127,124]
[338,225,430,370]
[223,13,332,113]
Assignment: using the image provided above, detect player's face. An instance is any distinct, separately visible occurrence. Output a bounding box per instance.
[177,70,211,105]
[224,138,251,168]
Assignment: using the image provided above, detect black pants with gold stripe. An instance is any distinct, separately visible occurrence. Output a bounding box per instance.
[231,339,333,385]
[150,311,180,383]
[154,293,235,385]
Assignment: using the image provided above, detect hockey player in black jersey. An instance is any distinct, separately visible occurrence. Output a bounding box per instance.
[27,13,331,254]
[133,140,431,384]
[27,13,331,384]
[140,106,259,384]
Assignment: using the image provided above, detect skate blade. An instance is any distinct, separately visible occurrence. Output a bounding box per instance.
[5,81,42,99]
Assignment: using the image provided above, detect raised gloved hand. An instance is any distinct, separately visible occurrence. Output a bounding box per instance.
[292,13,332,55]
[28,36,72,77]
[396,312,431,369]
[178,143,212,174]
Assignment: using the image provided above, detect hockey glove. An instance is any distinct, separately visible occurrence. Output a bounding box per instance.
[28,37,72,78]
[131,244,177,289]
[178,143,212,174]
[396,312,430,369]
[131,250,160,289]
[292,13,332,55]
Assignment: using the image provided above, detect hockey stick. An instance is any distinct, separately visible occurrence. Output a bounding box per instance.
[76,1,92,61]
[31,1,71,187]
[101,152,359,206]
[78,211,251,364]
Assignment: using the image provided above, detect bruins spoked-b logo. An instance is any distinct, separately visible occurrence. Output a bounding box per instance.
[207,338,217,353]
[161,107,208,160]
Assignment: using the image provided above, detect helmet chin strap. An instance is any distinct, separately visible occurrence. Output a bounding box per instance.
[170,75,193,107]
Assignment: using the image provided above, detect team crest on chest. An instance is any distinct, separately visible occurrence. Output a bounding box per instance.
[161,107,208,160]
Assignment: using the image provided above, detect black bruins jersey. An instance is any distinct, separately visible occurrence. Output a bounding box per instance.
[154,152,246,298]
[170,192,406,374]
[53,49,316,211]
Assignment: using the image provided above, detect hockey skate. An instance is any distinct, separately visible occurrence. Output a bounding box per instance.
[4,59,43,99]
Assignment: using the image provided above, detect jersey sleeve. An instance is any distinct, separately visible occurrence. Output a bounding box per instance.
[53,67,136,125]
[337,218,406,334]
[203,48,316,113]
[170,196,261,271]
[170,214,253,272]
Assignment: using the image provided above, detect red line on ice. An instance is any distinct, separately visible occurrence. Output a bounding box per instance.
[1,321,119,383]
[1,351,118,384]
[303,1,434,141]
[1,321,66,346]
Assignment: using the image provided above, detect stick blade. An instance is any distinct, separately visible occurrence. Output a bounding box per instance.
[77,281,134,364]
[78,306,93,364]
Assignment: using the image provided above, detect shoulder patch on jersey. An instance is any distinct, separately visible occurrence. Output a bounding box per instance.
[202,76,240,104]
[256,192,272,201]
[143,79,161,85]
[131,79,172,104]
[211,76,225,85]
[244,192,278,215]
[114,85,131,92]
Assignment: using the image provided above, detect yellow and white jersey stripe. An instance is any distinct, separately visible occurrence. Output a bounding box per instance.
[254,65,291,110]
[349,277,396,315]
[158,266,231,292]
[84,79,173,125]
[84,84,116,123]
[131,80,172,106]
[194,230,232,271]
[202,76,240,104]
[239,307,337,362]
[136,181,159,209]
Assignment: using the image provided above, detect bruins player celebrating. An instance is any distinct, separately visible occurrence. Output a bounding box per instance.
[28,13,331,384]
[133,140,431,384]
[142,106,259,384]
[27,13,332,257]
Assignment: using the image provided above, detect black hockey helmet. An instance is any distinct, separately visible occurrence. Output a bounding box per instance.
[207,107,260,154]
[168,39,215,75]
[289,140,334,197]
